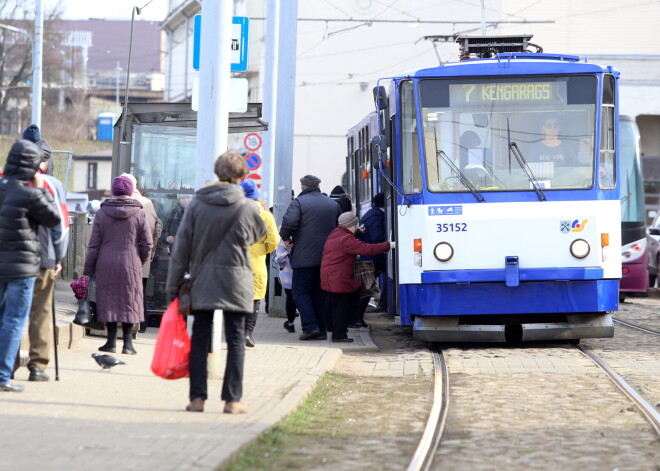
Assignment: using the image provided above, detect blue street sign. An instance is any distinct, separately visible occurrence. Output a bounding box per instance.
[245,153,262,170]
[193,15,249,72]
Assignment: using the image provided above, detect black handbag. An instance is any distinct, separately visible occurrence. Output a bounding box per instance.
[73,299,97,326]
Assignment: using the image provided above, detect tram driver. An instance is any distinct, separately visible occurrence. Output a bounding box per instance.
[528,115,577,168]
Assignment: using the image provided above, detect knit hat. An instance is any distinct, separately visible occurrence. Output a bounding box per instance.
[120,173,139,195]
[22,124,42,143]
[36,139,52,158]
[300,174,321,188]
[338,211,359,228]
[240,178,260,199]
[111,175,134,197]
[329,185,346,200]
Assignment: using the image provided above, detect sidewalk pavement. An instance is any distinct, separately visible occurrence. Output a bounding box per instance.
[1,280,377,471]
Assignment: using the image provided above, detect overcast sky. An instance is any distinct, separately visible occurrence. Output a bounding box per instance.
[49,0,168,21]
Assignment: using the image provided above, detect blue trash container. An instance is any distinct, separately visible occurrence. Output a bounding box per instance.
[97,112,116,141]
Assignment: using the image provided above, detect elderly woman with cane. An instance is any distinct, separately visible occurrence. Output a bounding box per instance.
[167,151,266,414]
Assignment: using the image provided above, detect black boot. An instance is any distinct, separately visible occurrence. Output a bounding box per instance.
[99,322,117,353]
[122,323,137,355]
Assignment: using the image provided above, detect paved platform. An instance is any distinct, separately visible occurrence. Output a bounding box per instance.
[1,280,376,471]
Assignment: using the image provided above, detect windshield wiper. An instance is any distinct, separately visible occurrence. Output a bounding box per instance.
[506,119,546,201]
[436,149,485,202]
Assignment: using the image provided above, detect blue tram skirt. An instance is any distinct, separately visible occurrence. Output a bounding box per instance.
[399,278,619,326]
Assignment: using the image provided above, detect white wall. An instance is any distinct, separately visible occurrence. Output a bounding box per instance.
[292,0,487,190]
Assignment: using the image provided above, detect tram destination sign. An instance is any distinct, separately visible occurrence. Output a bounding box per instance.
[450,81,567,106]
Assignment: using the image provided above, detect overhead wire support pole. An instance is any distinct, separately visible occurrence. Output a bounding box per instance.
[119,6,139,146]
[33,0,43,128]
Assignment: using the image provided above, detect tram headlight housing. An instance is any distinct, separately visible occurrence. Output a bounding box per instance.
[433,242,454,262]
[570,239,590,259]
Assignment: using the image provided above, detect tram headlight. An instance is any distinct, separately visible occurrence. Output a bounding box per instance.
[433,242,454,262]
[570,239,590,259]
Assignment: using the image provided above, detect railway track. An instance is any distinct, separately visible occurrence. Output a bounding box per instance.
[408,340,660,470]
[613,317,660,336]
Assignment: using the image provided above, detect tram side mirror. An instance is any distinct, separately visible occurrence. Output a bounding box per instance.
[371,135,387,168]
[373,86,388,110]
[472,113,489,128]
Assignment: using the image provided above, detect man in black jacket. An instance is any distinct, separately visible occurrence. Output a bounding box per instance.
[280,175,341,340]
[0,140,61,393]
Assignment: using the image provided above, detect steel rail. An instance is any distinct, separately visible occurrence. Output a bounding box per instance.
[575,345,660,436]
[407,349,449,471]
[613,317,660,336]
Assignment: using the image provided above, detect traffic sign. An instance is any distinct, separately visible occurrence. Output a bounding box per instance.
[193,15,249,72]
[245,153,262,170]
[246,172,262,188]
[244,133,262,151]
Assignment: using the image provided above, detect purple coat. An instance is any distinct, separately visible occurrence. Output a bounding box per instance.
[83,198,152,323]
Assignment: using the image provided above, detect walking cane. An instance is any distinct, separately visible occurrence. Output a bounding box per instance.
[51,293,60,381]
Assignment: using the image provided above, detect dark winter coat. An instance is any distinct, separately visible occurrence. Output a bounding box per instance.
[0,142,61,281]
[166,182,266,313]
[83,198,153,323]
[320,226,390,293]
[358,206,386,273]
[279,187,341,269]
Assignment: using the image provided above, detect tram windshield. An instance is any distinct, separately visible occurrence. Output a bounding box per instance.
[418,75,597,192]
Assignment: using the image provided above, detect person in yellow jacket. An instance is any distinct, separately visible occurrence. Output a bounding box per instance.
[240,179,278,347]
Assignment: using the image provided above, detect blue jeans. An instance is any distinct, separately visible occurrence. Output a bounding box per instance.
[0,277,36,384]
[292,266,326,335]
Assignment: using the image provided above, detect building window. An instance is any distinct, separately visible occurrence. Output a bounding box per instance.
[87,162,98,189]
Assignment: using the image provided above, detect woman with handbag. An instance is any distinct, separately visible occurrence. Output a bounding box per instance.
[320,212,392,343]
[83,176,153,355]
[166,151,266,414]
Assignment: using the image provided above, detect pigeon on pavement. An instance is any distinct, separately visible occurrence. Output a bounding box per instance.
[92,353,126,370]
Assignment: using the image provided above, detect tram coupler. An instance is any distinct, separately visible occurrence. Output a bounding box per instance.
[505,256,520,287]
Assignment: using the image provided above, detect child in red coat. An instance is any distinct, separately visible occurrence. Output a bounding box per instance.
[320,212,392,342]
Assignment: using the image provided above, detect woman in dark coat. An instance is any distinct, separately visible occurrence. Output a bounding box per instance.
[167,151,266,414]
[84,176,153,355]
[320,212,391,342]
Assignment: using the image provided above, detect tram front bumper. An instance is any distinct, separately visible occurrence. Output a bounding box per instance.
[413,312,614,343]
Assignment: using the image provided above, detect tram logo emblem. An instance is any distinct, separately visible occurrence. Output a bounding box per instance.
[428,205,463,216]
[561,219,588,233]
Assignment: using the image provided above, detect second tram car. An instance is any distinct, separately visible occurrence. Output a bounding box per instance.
[618,116,654,297]
[346,36,621,342]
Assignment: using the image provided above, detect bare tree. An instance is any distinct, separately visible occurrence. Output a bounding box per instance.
[0,0,64,134]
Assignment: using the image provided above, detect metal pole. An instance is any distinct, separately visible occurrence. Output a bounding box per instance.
[115,61,120,110]
[272,0,298,227]
[267,0,299,317]
[195,0,232,189]
[119,6,138,145]
[261,0,279,209]
[480,0,486,35]
[32,0,43,128]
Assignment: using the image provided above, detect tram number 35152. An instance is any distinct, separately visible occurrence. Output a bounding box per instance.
[436,222,468,233]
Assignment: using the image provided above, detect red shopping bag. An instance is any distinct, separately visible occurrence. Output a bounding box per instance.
[151,298,191,380]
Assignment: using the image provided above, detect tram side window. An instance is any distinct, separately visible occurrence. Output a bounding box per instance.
[401,81,422,194]
[600,75,616,190]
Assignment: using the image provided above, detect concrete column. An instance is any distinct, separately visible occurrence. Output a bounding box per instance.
[195,0,233,189]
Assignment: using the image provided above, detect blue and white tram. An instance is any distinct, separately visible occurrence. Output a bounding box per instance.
[346,36,621,342]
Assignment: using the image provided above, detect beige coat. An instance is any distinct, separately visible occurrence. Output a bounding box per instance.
[132,191,162,278]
